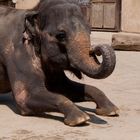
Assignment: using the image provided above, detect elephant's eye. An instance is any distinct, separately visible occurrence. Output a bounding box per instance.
[55,31,67,42]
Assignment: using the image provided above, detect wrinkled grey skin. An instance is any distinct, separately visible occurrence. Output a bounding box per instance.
[0,0,119,126]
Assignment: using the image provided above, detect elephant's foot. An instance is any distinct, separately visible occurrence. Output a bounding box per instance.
[64,111,90,126]
[95,103,119,116]
[64,105,90,126]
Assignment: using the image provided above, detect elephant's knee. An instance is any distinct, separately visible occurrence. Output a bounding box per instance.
[14,90,33,115]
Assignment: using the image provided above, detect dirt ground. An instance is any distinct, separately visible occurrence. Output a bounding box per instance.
[0,32,140,140]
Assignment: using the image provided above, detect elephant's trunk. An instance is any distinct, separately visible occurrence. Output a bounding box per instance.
[67,32,116,79]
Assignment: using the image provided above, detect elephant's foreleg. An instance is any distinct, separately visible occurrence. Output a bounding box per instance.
[55,74,119,116]
[14,88,90,126]
[83,84,119,116]
[5,54,89,126]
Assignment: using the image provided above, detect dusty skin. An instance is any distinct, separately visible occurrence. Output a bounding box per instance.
[0,33,140,140]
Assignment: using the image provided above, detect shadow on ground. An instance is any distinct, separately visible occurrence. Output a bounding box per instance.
[0,92,110,126]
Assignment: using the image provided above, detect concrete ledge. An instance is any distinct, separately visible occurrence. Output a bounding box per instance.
[112,33,140,51]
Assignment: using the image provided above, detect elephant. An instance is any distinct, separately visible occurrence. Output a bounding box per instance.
[0,0,119,126]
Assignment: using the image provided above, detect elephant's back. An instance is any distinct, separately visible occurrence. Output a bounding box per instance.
[0,6,26,36]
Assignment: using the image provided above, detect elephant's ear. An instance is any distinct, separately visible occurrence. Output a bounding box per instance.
[24,11,39,37]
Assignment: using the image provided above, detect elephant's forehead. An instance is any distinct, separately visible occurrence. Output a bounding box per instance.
[73,32,90,43]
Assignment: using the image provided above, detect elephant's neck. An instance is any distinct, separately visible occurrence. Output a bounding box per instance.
[44,69,66,91]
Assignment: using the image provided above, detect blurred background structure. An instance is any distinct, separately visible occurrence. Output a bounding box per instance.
[0,0,140,51]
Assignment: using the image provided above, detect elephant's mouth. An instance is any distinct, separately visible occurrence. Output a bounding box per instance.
[67,66,82,79]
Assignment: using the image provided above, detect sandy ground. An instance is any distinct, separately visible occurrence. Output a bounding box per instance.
[0,32,140,140]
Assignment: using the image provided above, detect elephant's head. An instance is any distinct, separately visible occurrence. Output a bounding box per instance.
[25,0,116,79]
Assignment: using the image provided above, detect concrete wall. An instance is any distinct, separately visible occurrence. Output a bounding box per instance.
[121,0,140,33]
[15,0,39,9]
